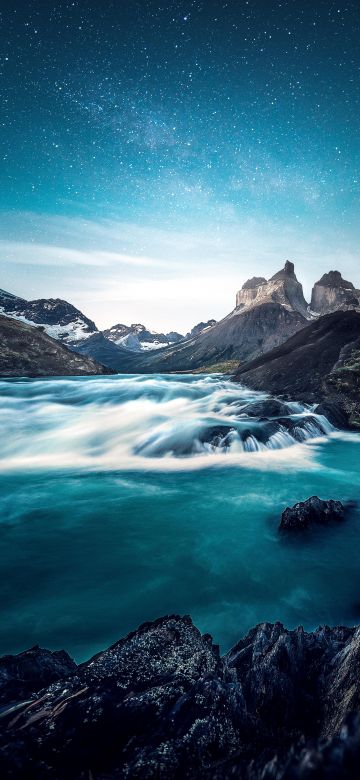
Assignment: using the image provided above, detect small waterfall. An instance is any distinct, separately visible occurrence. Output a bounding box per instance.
[0,374,338,471]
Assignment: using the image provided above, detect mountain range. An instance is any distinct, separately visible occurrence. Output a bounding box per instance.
[1,261,359,377]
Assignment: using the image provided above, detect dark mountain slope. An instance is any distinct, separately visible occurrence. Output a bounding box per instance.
[235,310,360,425]
[2,615,360,779]
[114,301,307,373]
[0,315,112,377]
[71,332,133,372]
[110,262,309,373]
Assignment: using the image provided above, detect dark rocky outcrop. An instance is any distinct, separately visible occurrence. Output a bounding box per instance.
[0,646,77,706]
[0,315,112,377]
[311,271,360,315]
[280,496,345,531]
[185,319,217,338]
[235,310,360,427]
[240,398,291,418]
[314,399,350,429]
[2,615,360,778]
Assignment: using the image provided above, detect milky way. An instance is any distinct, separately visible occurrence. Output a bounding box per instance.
[0,1,359,330]
[1,0,359,223]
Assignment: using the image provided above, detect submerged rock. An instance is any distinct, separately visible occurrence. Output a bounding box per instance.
[280,496,345,531]
[2,616,360,778]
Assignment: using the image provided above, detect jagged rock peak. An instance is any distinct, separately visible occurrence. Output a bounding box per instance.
[236,260,308,317]
[242,276,267,290]
[270,260,296,281]
[315,270,355,289]
[311,270,360,314]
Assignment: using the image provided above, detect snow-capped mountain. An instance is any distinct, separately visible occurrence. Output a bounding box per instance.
[0,289,97,343]
[103,323,184,352]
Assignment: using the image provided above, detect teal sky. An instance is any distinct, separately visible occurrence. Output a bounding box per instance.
[1,0,359,330]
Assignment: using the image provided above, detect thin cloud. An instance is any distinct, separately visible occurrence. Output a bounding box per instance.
[0,211,359,331]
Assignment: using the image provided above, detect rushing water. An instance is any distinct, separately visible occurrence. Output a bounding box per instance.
[1,373,360,661]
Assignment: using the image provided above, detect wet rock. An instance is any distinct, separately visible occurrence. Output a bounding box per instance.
[280,496,345,531]
[314,399,350,429]
[199,424,236,449]
[241,399,291,418]
[2,616,360,778]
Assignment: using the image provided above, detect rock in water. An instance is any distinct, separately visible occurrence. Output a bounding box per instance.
[280,496,345,531]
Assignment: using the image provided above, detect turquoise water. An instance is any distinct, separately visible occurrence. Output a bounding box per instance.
[1,374,360,661]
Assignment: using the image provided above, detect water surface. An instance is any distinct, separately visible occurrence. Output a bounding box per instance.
[1,374,360,661]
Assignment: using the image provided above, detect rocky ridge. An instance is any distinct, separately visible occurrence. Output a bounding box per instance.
[0,315,112,377]
[1,614,360,778]
[0,288,97,343]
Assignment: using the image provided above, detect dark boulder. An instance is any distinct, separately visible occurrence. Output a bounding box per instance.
[199,424,236,450]
[314,399,350,429]
[241,399,291,418]
[280,496,345,531]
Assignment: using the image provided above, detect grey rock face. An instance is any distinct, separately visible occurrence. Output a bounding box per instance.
[2,615,360,778]
[236,262,309,318]
[311,271,360,315]
[185,319,217,338]
[242,276,267,290]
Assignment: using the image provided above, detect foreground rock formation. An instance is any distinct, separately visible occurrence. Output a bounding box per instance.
[1,615,360,778]
[235,310,360,427]
[0,315,112,377]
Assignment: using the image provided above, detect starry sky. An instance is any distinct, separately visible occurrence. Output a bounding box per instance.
[1,0,360,331]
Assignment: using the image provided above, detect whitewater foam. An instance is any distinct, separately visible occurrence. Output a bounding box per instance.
[0,374,339,474]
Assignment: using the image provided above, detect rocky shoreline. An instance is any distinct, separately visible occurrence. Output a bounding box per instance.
[1,614,360,778]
